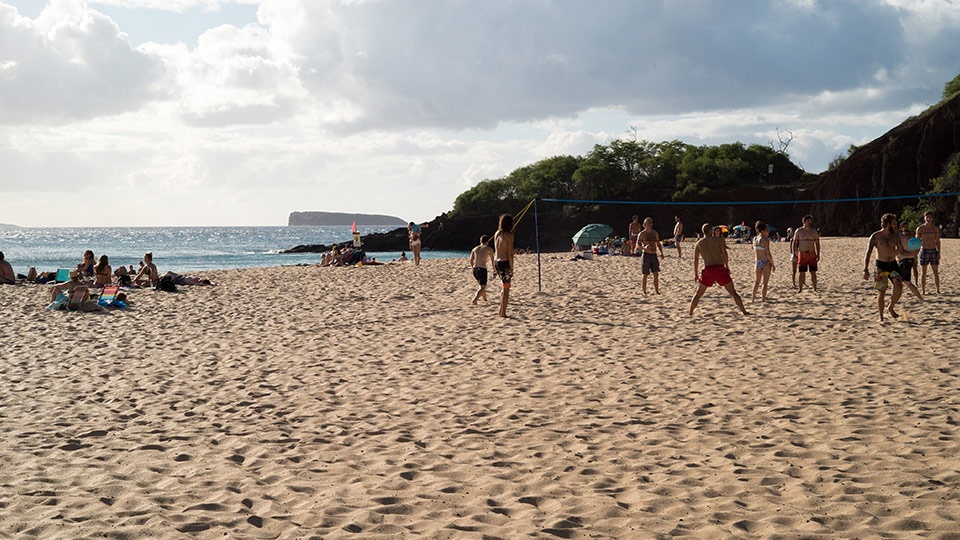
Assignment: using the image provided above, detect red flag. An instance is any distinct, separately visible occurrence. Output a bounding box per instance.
[351,220,357,233]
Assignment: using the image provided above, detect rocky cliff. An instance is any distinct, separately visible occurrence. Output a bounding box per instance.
[811,93,960,235]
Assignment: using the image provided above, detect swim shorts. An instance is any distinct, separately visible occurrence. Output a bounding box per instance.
[874,260,900,291]
[699,264,732,287]
[897,258,916,283]
[473,267,488,286]
[798,251,818,272]
[641,252,660,275]
[495,260,512,285]
[919,248,939,266]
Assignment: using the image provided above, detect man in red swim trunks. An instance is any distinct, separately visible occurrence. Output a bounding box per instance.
[792,214,821,292]
[689,223,749,316]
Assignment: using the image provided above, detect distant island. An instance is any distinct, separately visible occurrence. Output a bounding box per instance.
[0,223,19,230]
[288,212,407,227]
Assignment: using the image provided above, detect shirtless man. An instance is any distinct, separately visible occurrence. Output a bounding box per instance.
[628,215,642,255]
[792,214,821,292]
[493,214,515,318]
[916,211,941,294]
[469,235,495,304]
[638,217,664,295]
[863,213,903,321]
[673,216,684,258]
[0,251,15,284]
[689,223,749,316]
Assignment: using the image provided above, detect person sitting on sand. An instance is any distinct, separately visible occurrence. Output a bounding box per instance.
[133,252,159,287]
[331,246,343,266]
[93,255,112,288]
[78,250,96,278]
[398,251,408,262]
[48,270,101,311]
[163,271,214,286]
[0,252,15,284]
[114,266,132,287]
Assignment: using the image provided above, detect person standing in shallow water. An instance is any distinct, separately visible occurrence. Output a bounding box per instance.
[689,223,749,316]
[493,214,515,318]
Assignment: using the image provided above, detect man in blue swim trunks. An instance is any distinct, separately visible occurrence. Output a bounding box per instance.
[863,213,903,321]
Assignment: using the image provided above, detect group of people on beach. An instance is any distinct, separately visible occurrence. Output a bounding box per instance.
[0,249,215,311]
[463,209,944,322]
[691,211,941,319]
[863,210,941,321]
[468,214,515,318]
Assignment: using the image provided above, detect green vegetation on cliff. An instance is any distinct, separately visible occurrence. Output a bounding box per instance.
[451,137,810,220]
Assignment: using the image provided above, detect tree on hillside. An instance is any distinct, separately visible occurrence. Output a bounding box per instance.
[827,144,860,171]
[450,137,808,219]
[944,73,960,100]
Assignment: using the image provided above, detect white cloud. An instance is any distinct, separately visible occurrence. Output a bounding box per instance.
[0,0,163,124]
[0,0,958,226]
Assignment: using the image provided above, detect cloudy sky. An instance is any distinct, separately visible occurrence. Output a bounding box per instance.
[1,0,958,227]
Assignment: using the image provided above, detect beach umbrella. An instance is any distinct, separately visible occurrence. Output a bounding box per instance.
[571,223,613,248]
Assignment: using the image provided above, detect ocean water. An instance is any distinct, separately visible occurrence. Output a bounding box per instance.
[0,226,467,274]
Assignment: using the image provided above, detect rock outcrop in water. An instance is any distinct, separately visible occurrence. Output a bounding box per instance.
[288,212,406,227]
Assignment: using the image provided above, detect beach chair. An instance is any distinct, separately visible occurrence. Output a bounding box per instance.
[98,285,119,307]
[55,268,71,283]
[66,287,89,310]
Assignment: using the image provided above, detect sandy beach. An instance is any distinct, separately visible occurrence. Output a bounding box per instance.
[2,237,959,539]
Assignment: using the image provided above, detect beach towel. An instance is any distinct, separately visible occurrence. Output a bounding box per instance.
[46,292,69,311]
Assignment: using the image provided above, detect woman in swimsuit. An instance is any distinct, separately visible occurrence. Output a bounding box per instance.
[751,221,776,302]
[93,255,112,287]
[79,250,95,278]
[408,222,422,266]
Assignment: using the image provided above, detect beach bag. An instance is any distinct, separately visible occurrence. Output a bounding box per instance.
[156,275,178,292]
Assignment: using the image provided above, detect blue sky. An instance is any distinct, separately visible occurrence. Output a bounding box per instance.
[1,0,958,226]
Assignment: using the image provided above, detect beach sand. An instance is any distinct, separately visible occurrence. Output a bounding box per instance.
[1,237,959,539]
